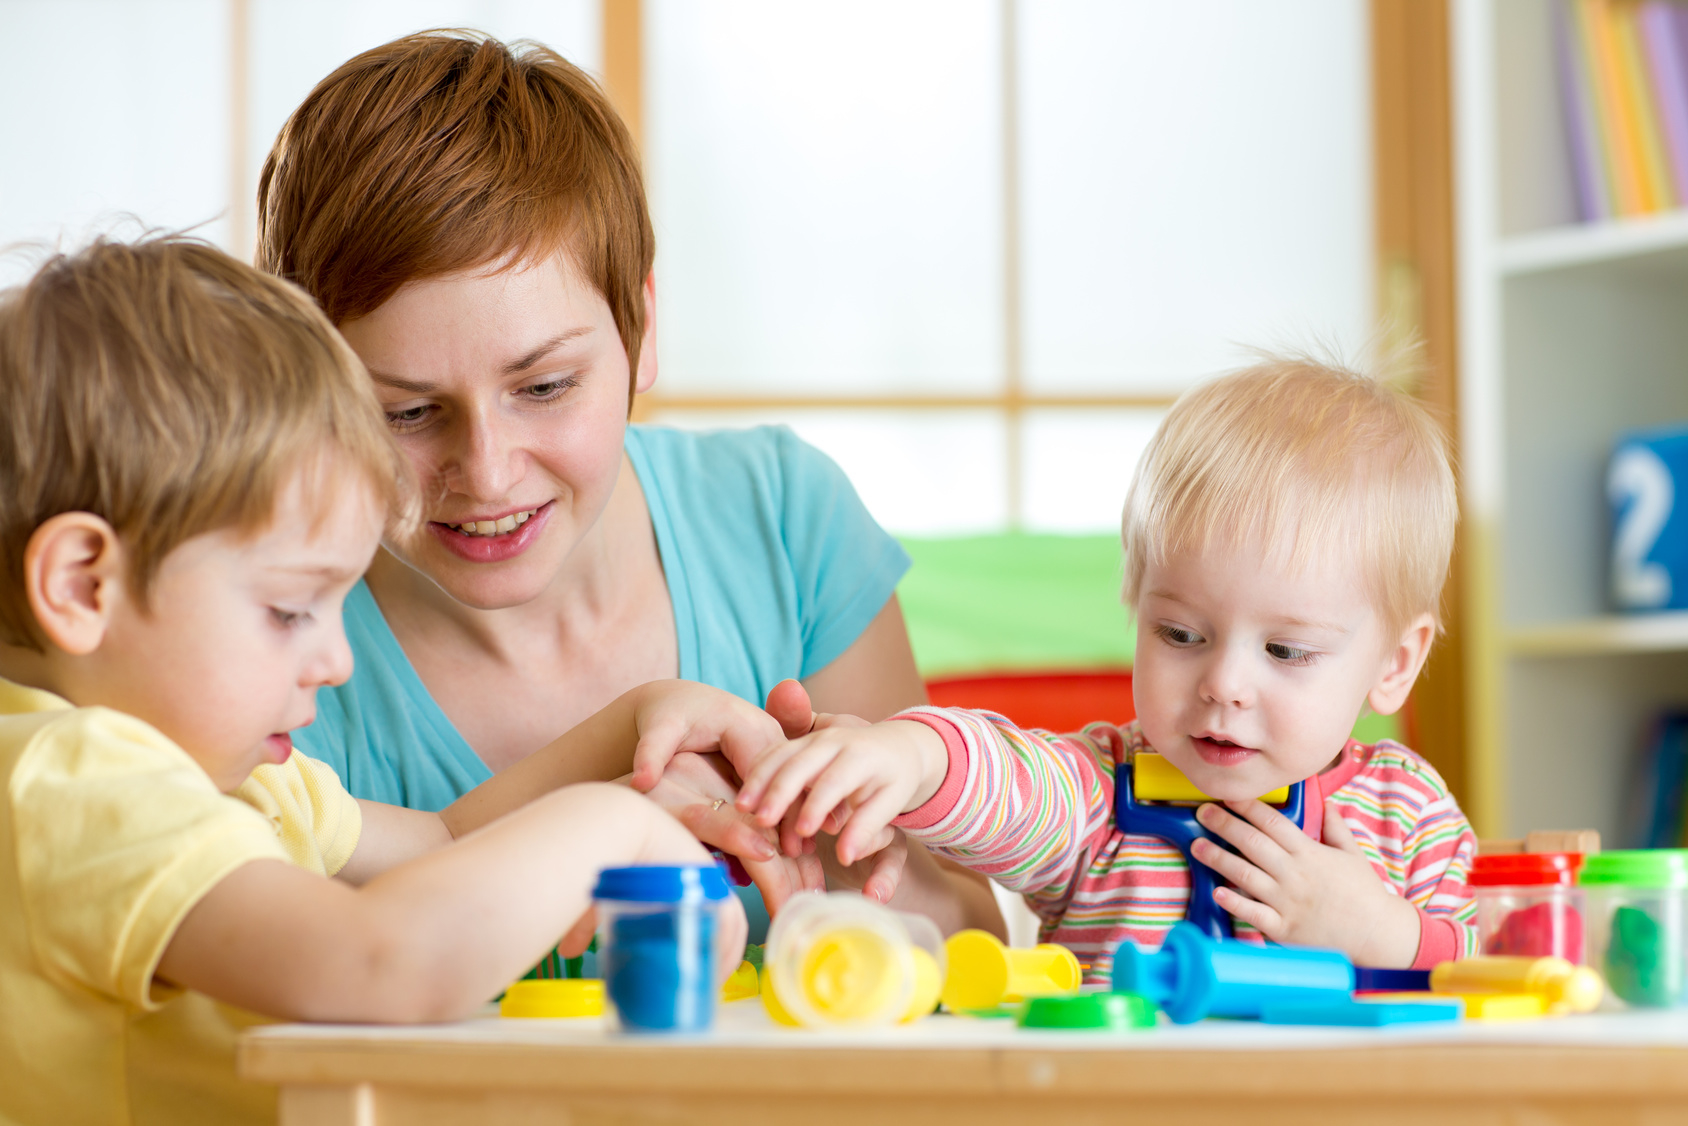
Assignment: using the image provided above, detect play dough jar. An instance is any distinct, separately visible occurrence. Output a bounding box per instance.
[593,864,730,1032]
[1469,852,1585,962]
[1580,849,1688,1009]
[765,892,946,1028]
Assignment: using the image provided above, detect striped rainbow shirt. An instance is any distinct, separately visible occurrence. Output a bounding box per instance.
[892,708,1479,982]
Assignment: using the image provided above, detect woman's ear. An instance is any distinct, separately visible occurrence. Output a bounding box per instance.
[633,270,659,395]
[1366,611,1436,718]
[24,513,125,656]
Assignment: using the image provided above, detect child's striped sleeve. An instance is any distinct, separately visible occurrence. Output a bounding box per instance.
[890,707,1118,911]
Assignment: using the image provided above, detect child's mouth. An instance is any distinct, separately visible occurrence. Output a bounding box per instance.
[1191,735,1259,766]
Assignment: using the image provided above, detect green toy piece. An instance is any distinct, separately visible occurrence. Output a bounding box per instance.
[1606,905,1683,1007]
[744,942,764,969]
[1017,992,1157,1031]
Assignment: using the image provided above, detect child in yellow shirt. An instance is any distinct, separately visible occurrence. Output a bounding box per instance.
[0,236,776,1125]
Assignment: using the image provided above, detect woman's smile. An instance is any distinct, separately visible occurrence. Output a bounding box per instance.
[427,501,554,563]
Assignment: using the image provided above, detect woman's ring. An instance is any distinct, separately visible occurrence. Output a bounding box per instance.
[712,799,726,812]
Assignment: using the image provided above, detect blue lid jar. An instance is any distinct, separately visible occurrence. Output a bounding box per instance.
[593,863,730,903]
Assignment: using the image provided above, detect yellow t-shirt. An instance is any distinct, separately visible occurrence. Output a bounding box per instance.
[0,677,362,1126]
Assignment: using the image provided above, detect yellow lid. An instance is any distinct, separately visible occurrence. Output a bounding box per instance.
[499,978,605,1019]
[760,965,801,1026]
[901,947,942,1023]
[1133,752,1290,805]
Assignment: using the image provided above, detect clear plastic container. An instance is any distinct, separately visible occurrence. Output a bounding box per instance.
[593,863,731,1032]
[1579,849,1688,1009]
[764,891,947,1028]
[1469,852,1585,962]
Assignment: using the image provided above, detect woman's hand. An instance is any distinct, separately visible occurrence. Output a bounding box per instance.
[626,680,787,793]
[641,750,825,913]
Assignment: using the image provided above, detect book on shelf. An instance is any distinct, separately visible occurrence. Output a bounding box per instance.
[1559,0,1688,222]
[1627,711,1688,847]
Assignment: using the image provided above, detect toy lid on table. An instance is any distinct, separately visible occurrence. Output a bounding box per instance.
[1579,849,1688,889]
[1468,852,1582,887]
[592,863,731,902]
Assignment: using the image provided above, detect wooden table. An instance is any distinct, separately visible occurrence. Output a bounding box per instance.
[240,1000,1688,1126]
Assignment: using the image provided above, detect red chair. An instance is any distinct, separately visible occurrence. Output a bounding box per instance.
[924,669,1134,734]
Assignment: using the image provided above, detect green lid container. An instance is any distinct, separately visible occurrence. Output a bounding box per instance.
[1017,992,1157,1031]
[1579,849,1688,889]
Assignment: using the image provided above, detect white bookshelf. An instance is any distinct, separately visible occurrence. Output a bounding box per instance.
[1455,0,1688,843]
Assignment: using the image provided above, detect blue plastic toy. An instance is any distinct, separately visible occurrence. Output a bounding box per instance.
[593,864,730,1032]
[1609,423,1688,612]
[1354,967,1431,992]
[1114,762,1305,939]
[1112,922,1353,1024]
[1260,997,1461,1026]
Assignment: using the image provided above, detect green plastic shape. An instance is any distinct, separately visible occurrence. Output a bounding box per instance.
[1017,992,1157,1031]
[1607,905,1683,1007]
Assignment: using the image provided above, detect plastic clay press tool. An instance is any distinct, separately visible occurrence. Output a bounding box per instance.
[1114,752,1306,939]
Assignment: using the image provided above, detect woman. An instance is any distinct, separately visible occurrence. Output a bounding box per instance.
[255,30,1001,936]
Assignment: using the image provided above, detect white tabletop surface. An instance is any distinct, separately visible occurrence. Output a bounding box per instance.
[244,995,1688,1053]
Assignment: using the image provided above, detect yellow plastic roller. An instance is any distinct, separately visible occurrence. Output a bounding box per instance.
[941,929,1081,1012]
[1134,752,1290,805]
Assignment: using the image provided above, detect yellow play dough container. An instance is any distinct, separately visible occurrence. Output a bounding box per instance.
[764,892,947,1028]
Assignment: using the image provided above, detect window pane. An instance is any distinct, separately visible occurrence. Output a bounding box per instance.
[1018,0,1372,394]
[1021,408,1167,533]
[646,410,1008,535]
[0,0,229,286]
[646,0,1004,395]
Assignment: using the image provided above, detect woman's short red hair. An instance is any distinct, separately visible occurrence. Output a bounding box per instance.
[255,30,653,389]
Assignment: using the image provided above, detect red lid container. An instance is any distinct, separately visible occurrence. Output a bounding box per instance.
[1468,852,1582,887]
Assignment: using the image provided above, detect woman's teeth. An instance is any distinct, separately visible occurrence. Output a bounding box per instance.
[448,510,535,537]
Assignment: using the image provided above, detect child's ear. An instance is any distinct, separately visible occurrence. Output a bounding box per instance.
[633,270,659,395]
[1366,611,1436,717]
[24,513,125,656]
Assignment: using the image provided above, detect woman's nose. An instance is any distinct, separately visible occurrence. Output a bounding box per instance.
[445,407,523,501]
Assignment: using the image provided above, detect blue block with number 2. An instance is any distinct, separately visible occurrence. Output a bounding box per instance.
[1610,425,1688,612]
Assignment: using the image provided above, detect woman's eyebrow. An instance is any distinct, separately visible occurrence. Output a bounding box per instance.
[502,326,592,375]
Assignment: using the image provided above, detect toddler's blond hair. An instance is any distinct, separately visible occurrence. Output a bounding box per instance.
[1122,350,1457,637]
[0,234,411,650]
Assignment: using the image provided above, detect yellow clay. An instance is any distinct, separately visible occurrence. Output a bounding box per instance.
[1429,956,1603,1014]
[941,929,1081,1011]
[721,959,760,1002]
[800,926,902,1022]
[1133,753,1290,805]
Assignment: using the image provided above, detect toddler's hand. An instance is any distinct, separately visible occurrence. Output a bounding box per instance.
[735,721,948,867]
[627,680,786,792]
[1190,799,1422,968]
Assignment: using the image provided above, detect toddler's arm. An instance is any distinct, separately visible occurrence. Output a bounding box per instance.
[738,707,1120,911]
[156,783,745,1022]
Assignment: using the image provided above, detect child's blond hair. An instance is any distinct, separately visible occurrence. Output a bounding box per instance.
[0,234,411,650]
[1122,350,1457,637]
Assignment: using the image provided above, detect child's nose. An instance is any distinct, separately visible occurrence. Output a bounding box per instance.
[1197,647,1253,708]
[305,625,356,689]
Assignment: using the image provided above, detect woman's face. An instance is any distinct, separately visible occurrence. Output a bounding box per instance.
[338,254,656,610]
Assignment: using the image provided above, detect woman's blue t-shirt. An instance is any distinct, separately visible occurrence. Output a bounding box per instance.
[292,424,911,813]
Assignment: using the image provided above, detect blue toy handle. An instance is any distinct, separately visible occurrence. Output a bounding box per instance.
[1113,763,1305,940]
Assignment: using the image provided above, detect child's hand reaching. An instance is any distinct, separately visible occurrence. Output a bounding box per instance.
[1190,799,1422,968]
[734,720,950,868]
